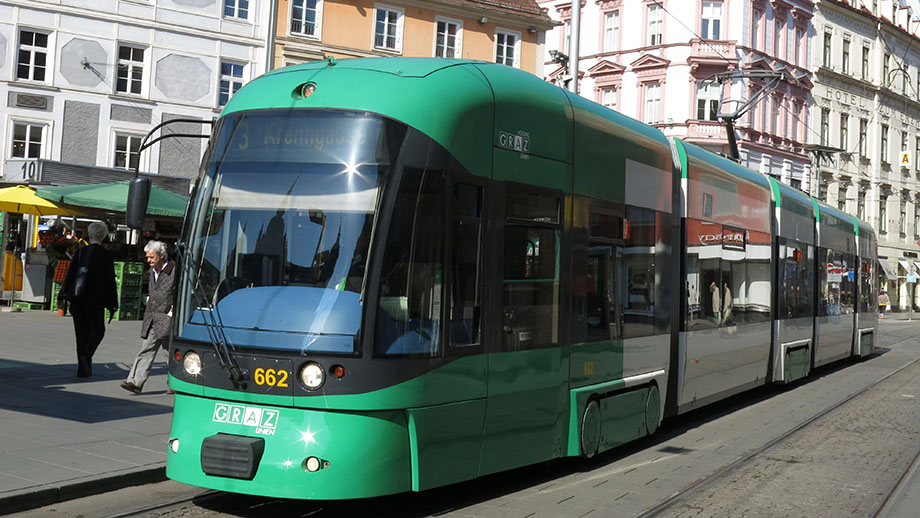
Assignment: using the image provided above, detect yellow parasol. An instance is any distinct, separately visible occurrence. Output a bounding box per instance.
[0,185,84,216]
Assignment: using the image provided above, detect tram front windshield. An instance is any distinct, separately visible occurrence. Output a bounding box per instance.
[178,109,406,354]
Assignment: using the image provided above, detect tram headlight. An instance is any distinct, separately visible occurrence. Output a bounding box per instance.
[299,362,325,390]
[183,352,202,376]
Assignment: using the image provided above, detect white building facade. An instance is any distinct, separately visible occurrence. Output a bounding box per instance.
[538,0,814,188]
[0,0,271,185]
[813,0,920,313]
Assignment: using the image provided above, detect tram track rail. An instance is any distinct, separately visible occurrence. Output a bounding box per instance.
[102,489,218,518]
[639,330,920,518]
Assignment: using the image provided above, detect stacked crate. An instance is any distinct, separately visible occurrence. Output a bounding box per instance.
[109,261,144,321]
[50,259,70,311]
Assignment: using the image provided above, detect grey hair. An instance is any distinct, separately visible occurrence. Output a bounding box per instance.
[86,221,109,242]
[144,240,168,259]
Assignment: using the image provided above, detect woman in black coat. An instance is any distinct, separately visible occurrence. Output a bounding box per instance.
[60,221,119,377]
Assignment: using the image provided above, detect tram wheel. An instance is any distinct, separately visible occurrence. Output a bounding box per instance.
[645,384,661,435]
[581,399,601,458]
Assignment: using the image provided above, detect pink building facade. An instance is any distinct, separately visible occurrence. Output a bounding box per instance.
[538,0,815,189]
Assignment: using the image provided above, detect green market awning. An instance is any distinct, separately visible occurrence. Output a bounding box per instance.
[35,180,188,218]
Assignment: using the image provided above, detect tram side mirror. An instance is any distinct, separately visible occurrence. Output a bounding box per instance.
[126,176,151,229]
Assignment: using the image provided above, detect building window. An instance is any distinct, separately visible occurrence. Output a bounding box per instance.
[790,178,802,190]
[842,39,850,74]
[772,96,781,135]
[218,61,244,107]
[862,45,871,80]
[647,4,663,46]
[374,5,404,52]
[914,203,919,238]
[820,108,830,146]
[900,200,907,235]
[858,189,865,219]
[114,134,142,170]
[881,124,889,164]
[697,80,720,121]
[748,87,757,129]
[915,136,920,171]
[840,114,848,150]
[495,29,520,68]
[902,131,909,157]
[435,18,462,58]
[601,87,617,109]
[838,185,847,211]
[752,10,761,51]
[16,30,49,82]
[224,0,249,20]
[884,52,890,87]
[795,28,805,66]
[859,118,868,157]
[11,122,44,158]
[701,1,721,40]
[116,45,145,95]
[644,82,661,124]
[823,32,832,68]
[604,11,619,52]
[290,0,322,38]
[881,196,888,232]
[774,20,783,60]
[563,20,571,56]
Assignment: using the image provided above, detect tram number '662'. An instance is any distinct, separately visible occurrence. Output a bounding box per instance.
[254,368,289,388]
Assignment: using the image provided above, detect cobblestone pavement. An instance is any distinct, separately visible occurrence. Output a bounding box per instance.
[657,355,920,517]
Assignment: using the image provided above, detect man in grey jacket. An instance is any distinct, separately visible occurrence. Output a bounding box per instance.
[121,240,177,394]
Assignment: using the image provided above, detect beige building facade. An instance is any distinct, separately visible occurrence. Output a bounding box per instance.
[813,0,920,314]
[271,0,555,76]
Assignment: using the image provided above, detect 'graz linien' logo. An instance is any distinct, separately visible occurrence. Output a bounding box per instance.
[499,130,530,154]
[213,403,279,436]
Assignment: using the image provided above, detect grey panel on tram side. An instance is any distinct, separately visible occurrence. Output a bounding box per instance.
[814,314,856,367]
[776,316,813,346]
[678,322,771,410]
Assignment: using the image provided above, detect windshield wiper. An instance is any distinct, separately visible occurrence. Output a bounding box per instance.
[179,115,249,386]
[177,242,248,386]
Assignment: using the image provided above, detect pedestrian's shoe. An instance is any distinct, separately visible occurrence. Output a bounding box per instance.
[76,356,92,377]
[120,381,142,394]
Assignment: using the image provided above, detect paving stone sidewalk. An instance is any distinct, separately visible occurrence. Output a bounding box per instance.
[0,308,172,515]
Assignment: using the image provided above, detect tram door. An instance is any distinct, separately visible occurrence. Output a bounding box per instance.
[479,189,569,475]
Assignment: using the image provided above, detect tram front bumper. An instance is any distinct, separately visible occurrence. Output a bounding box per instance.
[166,393,412,500]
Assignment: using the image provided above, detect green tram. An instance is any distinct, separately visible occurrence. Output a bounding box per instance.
[157,58,878,499]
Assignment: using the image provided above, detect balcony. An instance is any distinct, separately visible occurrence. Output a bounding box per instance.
[687,120,727,139]
[688,39,737,70]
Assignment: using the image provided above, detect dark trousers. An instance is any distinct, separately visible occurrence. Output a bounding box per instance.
[70,304,106,377]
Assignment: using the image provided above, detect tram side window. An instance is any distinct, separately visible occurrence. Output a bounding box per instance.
[502,191,560,350]
[449,183,482,347]
[859,259,875,312]
[585,210,624,342]
[619,206,657,338]
[685,221,771,330]
[778,239,814,319]
[818,248,856,316]
[375,168,447,356]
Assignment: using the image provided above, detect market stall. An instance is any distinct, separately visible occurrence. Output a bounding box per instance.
[0,185,83,309]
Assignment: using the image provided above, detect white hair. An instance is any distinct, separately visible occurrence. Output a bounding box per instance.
[144,240,167,259]
[86,221,108,242]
